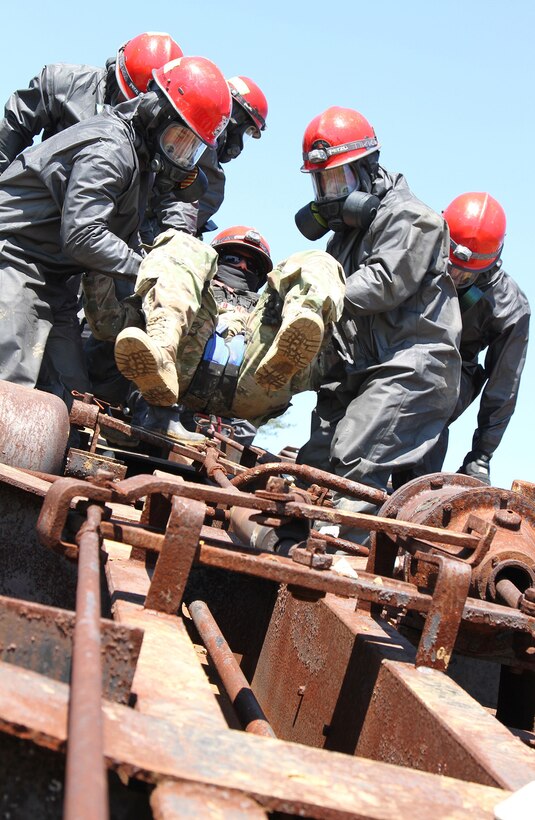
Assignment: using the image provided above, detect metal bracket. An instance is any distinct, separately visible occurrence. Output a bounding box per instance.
[415,552,471,671]
[36,477,112,558]
[144,495,206,614]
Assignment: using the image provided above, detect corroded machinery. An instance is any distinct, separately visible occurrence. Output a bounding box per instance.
[1,379,534,819]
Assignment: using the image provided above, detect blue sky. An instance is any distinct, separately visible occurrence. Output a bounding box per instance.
[2,0,533,488]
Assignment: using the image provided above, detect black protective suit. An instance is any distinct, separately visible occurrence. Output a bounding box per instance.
[0,61,227,402]
[298,169,462,523]
[0,61,224,234]
[0,102,150,397]
[418,265,530,474]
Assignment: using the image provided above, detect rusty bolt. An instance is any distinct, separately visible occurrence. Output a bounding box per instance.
[266,476,288,494]
[305,536,326,554]
[493,509,522,531]
[430,477,444,490]
[90,469,116,487]
[524,587,535,603]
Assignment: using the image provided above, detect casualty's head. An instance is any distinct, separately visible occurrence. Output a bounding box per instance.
[444,192,506,290]
[296,106,381,239]
[211,225,273,291]
[216,76,268,163]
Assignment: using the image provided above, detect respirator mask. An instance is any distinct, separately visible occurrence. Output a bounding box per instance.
[217,103,259,163]
[295,162,380,240]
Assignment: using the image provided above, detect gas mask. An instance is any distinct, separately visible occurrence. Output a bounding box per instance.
[217,102,259,163]
[448,240,503,290]
[151,122,208,197]
[295,161,380,240]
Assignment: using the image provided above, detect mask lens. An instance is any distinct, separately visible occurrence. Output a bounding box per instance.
[159,123,205,170]
[311,164,359,202]
[448,263,479,289]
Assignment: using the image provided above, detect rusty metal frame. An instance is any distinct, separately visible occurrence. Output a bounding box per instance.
[2,454,535,817]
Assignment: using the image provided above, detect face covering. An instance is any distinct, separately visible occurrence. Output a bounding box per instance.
[295,190,380,239]
[217,102,259,163]
[295,159,380,238]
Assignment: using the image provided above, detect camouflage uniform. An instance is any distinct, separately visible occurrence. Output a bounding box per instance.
[86,230,346,425]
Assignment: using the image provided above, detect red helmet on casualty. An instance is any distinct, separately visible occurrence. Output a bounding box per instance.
[444,192,506,288]
[227,76,268,137]
[152,56,231,164]
[116,32,183,100]
[301,106,380,203]
[211,226,273,278]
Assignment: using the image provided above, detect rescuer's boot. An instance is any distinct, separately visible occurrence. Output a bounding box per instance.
[115,314,180,406]
[130,396,206,445]
[254,306,324,390]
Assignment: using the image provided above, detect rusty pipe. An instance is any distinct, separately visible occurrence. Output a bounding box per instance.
[64,503,109,820]
[230,462,388,506]
[496,578,523,609]
[188,600,276,738]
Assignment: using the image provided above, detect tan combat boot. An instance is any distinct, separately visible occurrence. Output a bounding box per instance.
[114,318,180,407]
[254,305,324,391]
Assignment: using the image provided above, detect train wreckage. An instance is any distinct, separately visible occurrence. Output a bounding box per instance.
[1,378,534,819]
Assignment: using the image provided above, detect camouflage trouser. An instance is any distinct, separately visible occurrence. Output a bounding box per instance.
[82,230,346,426]
[174,243,346,427]
[227,250,345,426]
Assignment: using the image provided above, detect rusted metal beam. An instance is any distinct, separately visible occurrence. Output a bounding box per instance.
[150,781,268,819]
[0,662,510,819]
[112,473,481,550]
[252,592,535,791]
[0,595,142,704]
[103,539,229,732]
[188,600,276,738]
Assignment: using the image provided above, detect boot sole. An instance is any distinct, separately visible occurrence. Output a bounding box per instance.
[254,313,324,391]
[114,329,178,407]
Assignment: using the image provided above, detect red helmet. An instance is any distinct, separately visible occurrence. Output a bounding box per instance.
[115,32,183,100]
[211,226,273,275]
[301,106,380,172]
[444,192,506,285]
[227,76,268,137]
[153,57,231,147]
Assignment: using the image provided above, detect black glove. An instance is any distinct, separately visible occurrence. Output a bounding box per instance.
[457,451,491,485]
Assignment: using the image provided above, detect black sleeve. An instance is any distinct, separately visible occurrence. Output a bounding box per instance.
[473,309,530,455]
[59,142,142,278]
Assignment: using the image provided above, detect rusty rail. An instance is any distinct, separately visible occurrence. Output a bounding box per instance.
[64,503,108,820]
[188,600,276,737]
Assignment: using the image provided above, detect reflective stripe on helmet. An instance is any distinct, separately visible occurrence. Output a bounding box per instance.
[116,48,141,97]
[304,136,378,165]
